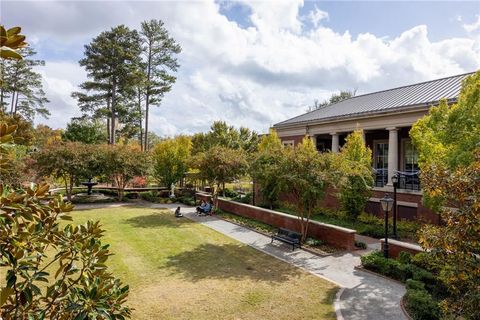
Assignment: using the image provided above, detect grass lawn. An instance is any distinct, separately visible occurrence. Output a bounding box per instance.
[70,206,337,320]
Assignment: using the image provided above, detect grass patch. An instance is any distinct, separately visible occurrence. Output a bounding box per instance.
[63,206,337,319]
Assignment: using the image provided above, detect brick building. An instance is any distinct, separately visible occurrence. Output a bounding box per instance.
[272,72,474,223]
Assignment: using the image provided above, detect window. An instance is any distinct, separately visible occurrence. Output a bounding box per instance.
[374,141,388,170]
[374,141,388,187]
[403,139,419,172]
[282,140,294,147]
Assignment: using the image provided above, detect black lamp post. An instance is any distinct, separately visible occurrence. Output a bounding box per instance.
[391,173,399,239]
[380,193,394,259]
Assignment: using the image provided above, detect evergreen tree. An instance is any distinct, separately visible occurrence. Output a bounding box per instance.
[0,46,49,121]
[73,25,142,144]
[140,19,181,150]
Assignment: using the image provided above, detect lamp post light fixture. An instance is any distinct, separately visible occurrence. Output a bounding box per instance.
[391,173,399,239]
[380,193,394,259]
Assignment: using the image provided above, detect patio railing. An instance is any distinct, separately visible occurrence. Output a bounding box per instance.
[373,169,421,191]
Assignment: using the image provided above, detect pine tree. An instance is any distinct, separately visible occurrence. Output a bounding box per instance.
[140,19,181,150]
[73,25,142,144]
[0,46,49,121]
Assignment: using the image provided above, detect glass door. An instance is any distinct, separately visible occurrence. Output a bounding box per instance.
[374,141,388,187]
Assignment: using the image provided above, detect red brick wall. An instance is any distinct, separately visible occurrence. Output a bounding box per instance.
[380,239,423,259]
[197,193,356,250]
[296,186,441,224]
[370,190,440,224]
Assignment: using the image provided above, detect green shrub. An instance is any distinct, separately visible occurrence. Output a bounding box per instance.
[411,252,440,274]
[139,191,159,202]
[355,241,367,249]
[232,192,252,204]
[305,237,324,247]
[406,279,425,291]
[398,251,412,264]
[178,196,196,206]
[223,188,238,198]
[361,251,416,282]
[405,288,441,320]
[358,212,382,225]
[358,224,385,238]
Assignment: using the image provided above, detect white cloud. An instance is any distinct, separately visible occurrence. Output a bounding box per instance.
[5,0,479,136]
[463,15,480,33]
[306,5,329,28]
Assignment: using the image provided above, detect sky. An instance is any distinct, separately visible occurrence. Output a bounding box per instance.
[2,0,480,136]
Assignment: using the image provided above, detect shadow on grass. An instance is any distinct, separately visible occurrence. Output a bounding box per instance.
[165,242,299,283]
[123,212,195,229]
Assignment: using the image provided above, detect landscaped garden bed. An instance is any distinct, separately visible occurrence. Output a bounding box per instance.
[215,209,339,255]
[277,206,420,242]
[361,251,445,319]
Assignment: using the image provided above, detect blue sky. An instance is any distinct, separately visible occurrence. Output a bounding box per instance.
[3,1,480,135]
[219,1,480,40]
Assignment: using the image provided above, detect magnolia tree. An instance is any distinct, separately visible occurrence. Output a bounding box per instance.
[0,124,131,319]
[152,135,191,188]
[277,137,328,242]
[410,71,480,318]
[250,129,284,209]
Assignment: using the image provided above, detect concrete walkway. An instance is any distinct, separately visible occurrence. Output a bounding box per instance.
[161,204,406,320]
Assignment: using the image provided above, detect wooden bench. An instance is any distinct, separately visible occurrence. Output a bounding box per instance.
[271,228,302,251]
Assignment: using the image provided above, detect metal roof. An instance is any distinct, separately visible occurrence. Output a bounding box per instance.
[274,72,475,127]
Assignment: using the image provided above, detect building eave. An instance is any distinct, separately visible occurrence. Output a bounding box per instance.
[273,98,457,131]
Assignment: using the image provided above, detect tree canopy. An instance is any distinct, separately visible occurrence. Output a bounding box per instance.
[307,90,356,112]
[410,71,480,318]
[152,135,191,188]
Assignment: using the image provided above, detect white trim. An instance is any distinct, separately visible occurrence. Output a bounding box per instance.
[282,140,294,147]
[369,197,418,208]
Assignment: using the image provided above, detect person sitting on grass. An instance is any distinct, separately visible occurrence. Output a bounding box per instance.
[174,206,183,218]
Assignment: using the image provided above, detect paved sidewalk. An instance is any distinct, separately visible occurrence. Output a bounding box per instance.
[160,204,406,320]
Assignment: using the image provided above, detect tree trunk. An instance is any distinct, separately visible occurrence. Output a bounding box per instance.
[138,89,143,151]
[222,182,225,197]
[13,91,19,114]
[107,117,111,144]
[107,95,111,144]
[143,44,152,151]
[111,79,117,145]
[10,91,15,114]
[0,87,4,113]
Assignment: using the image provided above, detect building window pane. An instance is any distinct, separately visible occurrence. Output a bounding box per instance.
[403,140,419,172]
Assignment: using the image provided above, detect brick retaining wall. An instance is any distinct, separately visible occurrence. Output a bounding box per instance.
[380,239,423,259]
[197,192,356,250]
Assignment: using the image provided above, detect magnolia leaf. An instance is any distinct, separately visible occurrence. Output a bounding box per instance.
[0,287,13,307]
[0,46,22,60]
[6,26,21,36]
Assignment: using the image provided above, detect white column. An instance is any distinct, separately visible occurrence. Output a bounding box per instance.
[331,133,339,153]
[387,127,398,186]
[310,135,317,150]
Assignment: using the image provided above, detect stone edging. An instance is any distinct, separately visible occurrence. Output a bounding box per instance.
[400,295,413,320]
[334,287,346,320]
